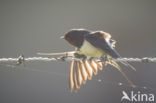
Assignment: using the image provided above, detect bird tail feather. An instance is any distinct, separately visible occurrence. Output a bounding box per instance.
[107,60,136,88]
[120,61,136,71]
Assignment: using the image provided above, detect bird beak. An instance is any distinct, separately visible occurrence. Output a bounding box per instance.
[60,36,65,39]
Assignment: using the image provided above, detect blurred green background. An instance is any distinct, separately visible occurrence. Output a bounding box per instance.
[0,0,156,103]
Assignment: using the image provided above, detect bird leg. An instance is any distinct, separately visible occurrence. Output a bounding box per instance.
[74,53,86,59]
[101,55,109,66]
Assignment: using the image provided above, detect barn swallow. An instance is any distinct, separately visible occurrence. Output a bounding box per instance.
[63,29,136,91]
[38,29,136,92]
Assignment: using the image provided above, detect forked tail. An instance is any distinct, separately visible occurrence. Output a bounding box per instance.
[106,60,136,88]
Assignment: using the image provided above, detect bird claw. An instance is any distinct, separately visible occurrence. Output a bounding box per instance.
[100,56,108,62]
[100,56,109,66]
[88,57,94,61]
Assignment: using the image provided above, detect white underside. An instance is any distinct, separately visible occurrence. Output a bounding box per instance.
[77,40,104,58]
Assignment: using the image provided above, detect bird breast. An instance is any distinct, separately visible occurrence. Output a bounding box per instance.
[78,40,104,58]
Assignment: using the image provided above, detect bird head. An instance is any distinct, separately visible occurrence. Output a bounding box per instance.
[62,29,90,48]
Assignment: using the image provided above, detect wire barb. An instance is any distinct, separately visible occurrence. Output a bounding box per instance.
[16,54,25,65]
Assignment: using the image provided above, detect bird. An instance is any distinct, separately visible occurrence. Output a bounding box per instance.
[38,28,136,92]
[63,29,136,91]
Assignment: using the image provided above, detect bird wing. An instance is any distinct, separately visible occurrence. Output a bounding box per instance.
[85,32,136,71]
[85,32,120,58]
[37,51,75,56]
[70,59,103,92]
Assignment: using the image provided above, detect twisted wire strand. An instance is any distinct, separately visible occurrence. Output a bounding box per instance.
[0,55,156,65]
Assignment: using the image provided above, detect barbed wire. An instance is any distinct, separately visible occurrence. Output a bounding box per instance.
[0,55,156,65]
[1,55,156,92]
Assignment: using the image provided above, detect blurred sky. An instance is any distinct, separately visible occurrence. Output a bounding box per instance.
[0,0,156,103]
